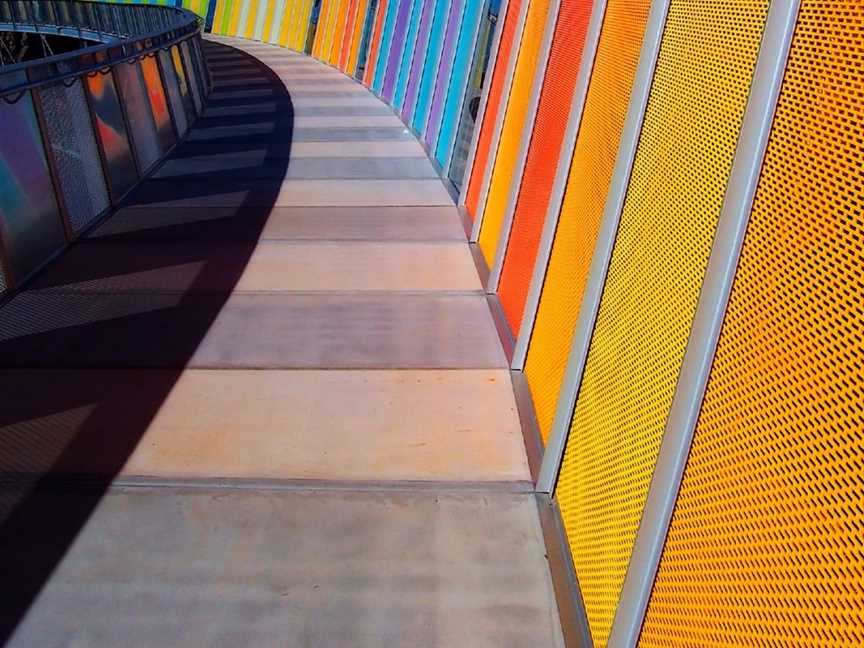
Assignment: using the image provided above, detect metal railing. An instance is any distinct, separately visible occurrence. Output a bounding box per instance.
[0,0,189,46]
[0,1,210,293]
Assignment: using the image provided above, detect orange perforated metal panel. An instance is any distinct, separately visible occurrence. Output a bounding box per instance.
[347,0,370,73]
[328,0,351,64]
[639,3,864,646]
[363,0,388,85]
[554,2,770,646]
[338,0,359,69]
[523,0,650,443]
[312,0,330,57]
[495,0,593,335]
[463,0,524,219]
[476,0,554,267]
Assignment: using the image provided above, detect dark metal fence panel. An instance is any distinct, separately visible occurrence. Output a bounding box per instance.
[0,71,66,286]
[0,0,209,293]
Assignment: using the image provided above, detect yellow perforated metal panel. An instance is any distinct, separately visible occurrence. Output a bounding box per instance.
[554,2,770,646]
[524,0,650,443]
[262,0,277,43]
[290,0,314,50]
[313,0,334,57]
[277,0,294,46]
[639,3,864,646]
[476,0,553,267]
[328,0,351,64]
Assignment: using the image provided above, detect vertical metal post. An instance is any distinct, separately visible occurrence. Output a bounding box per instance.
[435,0,484,170]
[155,47,182,142]
[83,69,119,207]
[111,64,143,179]
[468,0,529,242]
[484,0,561,289]
[536,0,671,495]
[606,2,801,645]
[510,0,606,370]
[454,0,509,201]
[31,82,74,241]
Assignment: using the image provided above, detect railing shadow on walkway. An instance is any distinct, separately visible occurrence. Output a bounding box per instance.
[0,41,292,644]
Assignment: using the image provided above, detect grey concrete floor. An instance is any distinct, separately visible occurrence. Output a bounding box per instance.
[0,37,564,647]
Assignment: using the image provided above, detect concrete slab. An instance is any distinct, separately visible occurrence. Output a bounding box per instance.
[207,88,287,101]
[293,114,405,127]
[88,206,466,242]
[289,140,427,157]
[289,95,387,107]
[202,103,399,119]
[30,242,481,293]
[0,36,555,647]
[287,90,375,98]
[289,127,413,142]
[276,179,455,207]
[291,104,401,117]
[186,124,412,142]
[0,293,508,369]
[276,81,369,91]
[4,488,563,648]
[0,368,528,481]
[128,179,454,207]
[154,155,438,180]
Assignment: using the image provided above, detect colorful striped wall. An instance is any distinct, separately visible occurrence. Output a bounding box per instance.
[204,0,863,645]
[210,0,499,177]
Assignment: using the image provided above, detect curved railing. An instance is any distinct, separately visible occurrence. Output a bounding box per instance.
[0,0,193,42]
[0,0,210,293]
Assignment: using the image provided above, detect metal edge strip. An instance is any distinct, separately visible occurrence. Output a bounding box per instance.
[468,0,530,242]
[535,493,594,648]
[510,0,606,370]
[511,370,544,483]
[455,0,510,203]
[484,0,562,291]
[535,0,671,494]
[606,2,801,644]
[435,0,483,171]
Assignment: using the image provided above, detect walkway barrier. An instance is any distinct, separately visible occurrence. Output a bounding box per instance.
[210,0,503,184]
[0,0,209,293]
[4,0,862,644]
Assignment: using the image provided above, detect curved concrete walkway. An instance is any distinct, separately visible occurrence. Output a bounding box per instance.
[0,37,564,646]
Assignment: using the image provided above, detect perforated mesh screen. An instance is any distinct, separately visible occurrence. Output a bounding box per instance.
[312,0,331,57]
[463,0,523,219]
[392,0,423,108]
[0,85,66,287]
[262,0,280,43]
[381,0,414,100]
[639,3,864,645]
[291,0,314,50]
[339,0,360,69]
[40,79,110,235]
[140,54,175,153]
[347,0,370,72]
[329,0,351,64]
[86,70,139,200]
[524,0,650,443]
[159,49,188,137]
[496,0,593,335]
[554,2,770,645]
[115,60,161,173]
[476,0,553,267]
[363,0,388,84]
[180,41,204,117]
